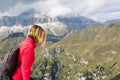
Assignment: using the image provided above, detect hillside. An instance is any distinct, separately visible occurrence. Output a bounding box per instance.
[0,22,120,80]
[34,23,120,80]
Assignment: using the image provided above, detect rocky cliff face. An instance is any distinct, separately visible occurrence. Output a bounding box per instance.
[0,21,67,41]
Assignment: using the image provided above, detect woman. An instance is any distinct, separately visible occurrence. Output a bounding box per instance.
[12,25,46,80]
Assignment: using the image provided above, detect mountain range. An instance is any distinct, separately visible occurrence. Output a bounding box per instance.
[0,9,101,41]
[0,9,101,27]
[57,15,101,32]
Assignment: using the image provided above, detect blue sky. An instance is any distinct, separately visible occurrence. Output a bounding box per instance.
[0,0,120,22]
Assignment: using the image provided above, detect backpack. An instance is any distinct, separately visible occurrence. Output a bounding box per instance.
[0,47,20,77]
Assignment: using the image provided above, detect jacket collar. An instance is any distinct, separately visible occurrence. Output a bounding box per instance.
[26,37,36,48]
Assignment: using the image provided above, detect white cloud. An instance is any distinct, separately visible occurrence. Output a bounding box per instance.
[48,6,71,17]
[0,0,120,22]
[31,0,71,17]
[82,0,106,15]
[90,11,120,22]
[3,2,28,16]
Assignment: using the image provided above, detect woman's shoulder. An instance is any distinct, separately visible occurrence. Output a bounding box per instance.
[22,41,34,48]
[19,40,34,49]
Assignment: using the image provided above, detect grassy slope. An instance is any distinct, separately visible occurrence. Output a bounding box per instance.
[48,22,120,75]
[30,22,120,79]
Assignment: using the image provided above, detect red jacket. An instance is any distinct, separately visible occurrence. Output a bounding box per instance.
[12,37,36,80]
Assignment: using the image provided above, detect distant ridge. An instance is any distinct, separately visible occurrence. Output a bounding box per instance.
[105,19,120,23]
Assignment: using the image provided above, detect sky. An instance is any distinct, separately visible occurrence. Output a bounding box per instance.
[0,0,120,22]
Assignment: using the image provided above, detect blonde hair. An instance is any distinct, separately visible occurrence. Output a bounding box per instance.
[27,25,46,46]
